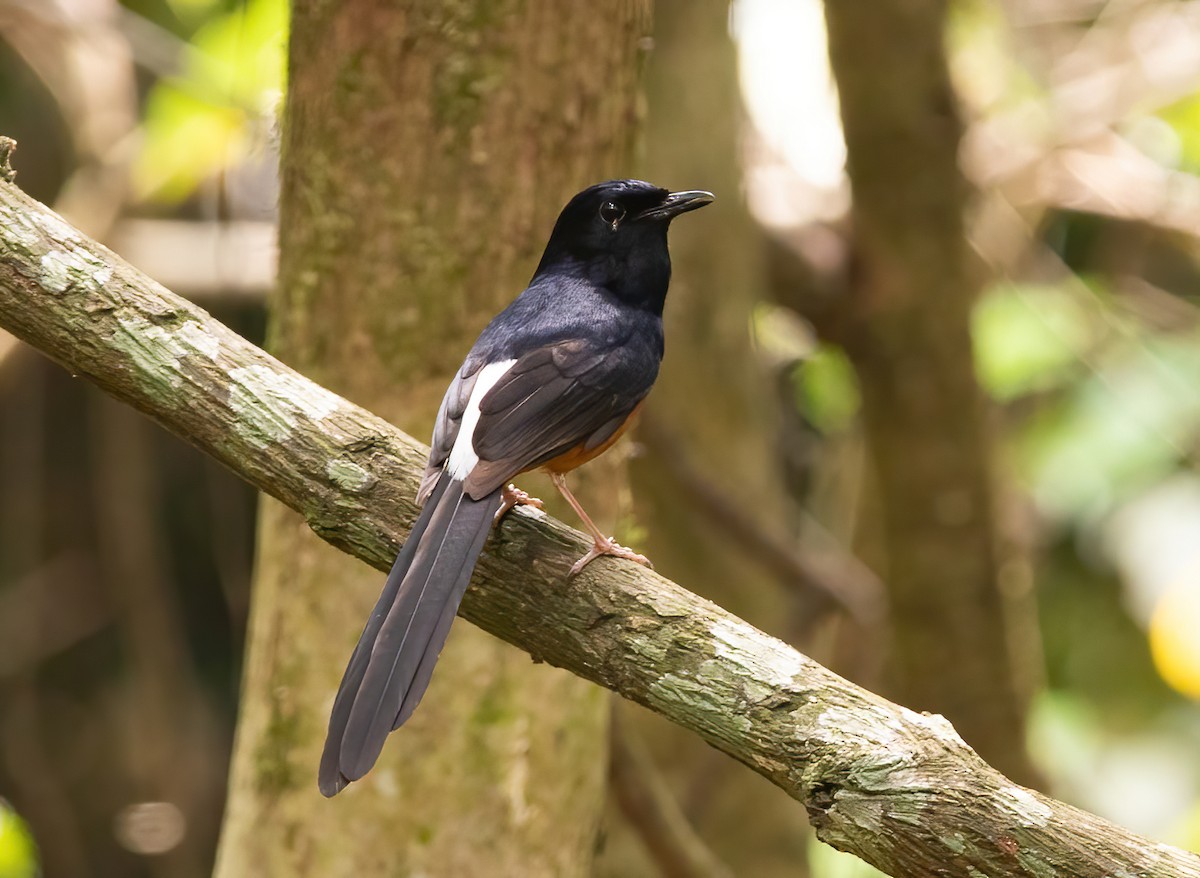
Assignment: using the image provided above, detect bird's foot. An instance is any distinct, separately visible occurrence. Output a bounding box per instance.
[495,483,544,523]
[568,537,653,578]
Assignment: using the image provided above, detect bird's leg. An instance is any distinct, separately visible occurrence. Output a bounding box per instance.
[495,482,544,524]
[548,472,653,577]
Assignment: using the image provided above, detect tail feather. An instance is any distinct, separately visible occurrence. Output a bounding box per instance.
[319,477,451,777]
[318,476,497,797]
[390,529,485,731]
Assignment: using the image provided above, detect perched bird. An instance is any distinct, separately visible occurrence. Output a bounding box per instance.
[319,180,713,796]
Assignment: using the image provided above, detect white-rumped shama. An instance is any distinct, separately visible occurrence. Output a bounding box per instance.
[319,180,713,796]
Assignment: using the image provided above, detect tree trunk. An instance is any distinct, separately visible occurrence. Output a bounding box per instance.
[213,3,650,875]
[822,0,1036,783]
[605,2,811,875]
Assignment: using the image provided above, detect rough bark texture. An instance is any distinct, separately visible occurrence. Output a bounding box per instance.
[214,2,649,875]
[3,176,1198,878]
[822,0,1035,783]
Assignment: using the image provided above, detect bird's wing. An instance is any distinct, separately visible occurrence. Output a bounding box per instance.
[418,360,483,503]
[461,336,657,498]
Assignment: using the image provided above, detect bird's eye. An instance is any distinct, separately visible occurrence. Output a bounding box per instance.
[599,201,626,229]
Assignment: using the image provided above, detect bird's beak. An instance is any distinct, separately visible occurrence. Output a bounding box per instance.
[637,189,715,221]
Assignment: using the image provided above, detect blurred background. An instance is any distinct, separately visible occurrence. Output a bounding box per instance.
[1,0,1199,875]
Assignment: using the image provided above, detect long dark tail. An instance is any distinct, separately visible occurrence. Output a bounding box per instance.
[318,475,498,797]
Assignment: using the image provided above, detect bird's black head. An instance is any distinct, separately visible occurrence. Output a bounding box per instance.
[533,179,714,315]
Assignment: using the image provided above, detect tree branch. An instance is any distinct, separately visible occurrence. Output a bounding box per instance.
[0,174,1196,878]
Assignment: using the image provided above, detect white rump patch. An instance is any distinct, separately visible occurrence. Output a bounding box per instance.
[448,359,516,479]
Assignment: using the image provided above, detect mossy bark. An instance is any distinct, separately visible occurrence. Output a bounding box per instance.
[213,2,650,875]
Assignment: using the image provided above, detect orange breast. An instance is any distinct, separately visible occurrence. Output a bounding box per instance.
[538,402,644,475]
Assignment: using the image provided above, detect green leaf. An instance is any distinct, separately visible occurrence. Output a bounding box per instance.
[1018,332,1200,520]
[973,282,1092,401]
[796,345,860,434]
[136,86,247,202]
[135,0,287,202]
[1158,93,1200,174]
[0,803,37,878]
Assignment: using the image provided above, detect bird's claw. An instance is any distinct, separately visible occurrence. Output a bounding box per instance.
[568,537,653,578]
[495,483,544,523]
